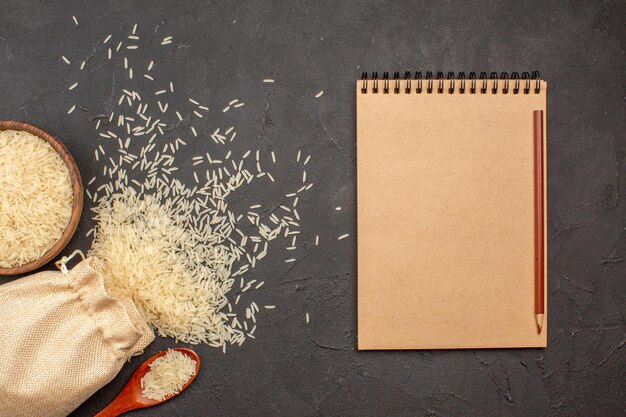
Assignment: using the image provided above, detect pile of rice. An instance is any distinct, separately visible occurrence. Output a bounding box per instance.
[141,349,197,401]
[65,22,314,350]
[0,130,73,268]
[90,188,236,345]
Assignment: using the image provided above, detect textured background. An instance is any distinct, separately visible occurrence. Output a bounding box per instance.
[1,1,625,416]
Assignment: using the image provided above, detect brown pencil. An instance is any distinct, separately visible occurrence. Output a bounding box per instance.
[534,110,545,334]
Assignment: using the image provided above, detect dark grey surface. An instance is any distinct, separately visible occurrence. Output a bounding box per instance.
[1,1,625,416]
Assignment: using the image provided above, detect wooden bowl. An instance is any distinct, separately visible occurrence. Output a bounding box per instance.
[0,121,83,276]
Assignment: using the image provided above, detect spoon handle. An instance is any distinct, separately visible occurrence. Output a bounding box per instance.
[93,398,137,417]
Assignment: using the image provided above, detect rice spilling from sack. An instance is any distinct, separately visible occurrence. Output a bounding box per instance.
[66,22,314,350]
[0,130,73,268]
[90,188,235,344]
[141,349,197,401]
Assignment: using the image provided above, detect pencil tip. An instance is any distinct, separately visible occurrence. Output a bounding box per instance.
[535,314,544,334]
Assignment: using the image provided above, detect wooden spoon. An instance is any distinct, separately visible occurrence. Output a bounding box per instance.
[94,348,200,417]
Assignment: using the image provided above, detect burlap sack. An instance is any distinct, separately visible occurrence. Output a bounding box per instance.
[0,254,154,417]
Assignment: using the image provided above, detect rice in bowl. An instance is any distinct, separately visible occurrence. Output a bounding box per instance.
[0,129,74,268]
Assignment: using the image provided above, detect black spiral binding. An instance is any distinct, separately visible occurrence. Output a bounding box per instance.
[360,71,541,94]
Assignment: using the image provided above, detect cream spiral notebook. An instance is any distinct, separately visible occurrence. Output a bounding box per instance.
[357,71,548,350]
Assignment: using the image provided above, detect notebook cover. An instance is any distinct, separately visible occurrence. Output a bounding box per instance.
[356,79,548,349]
